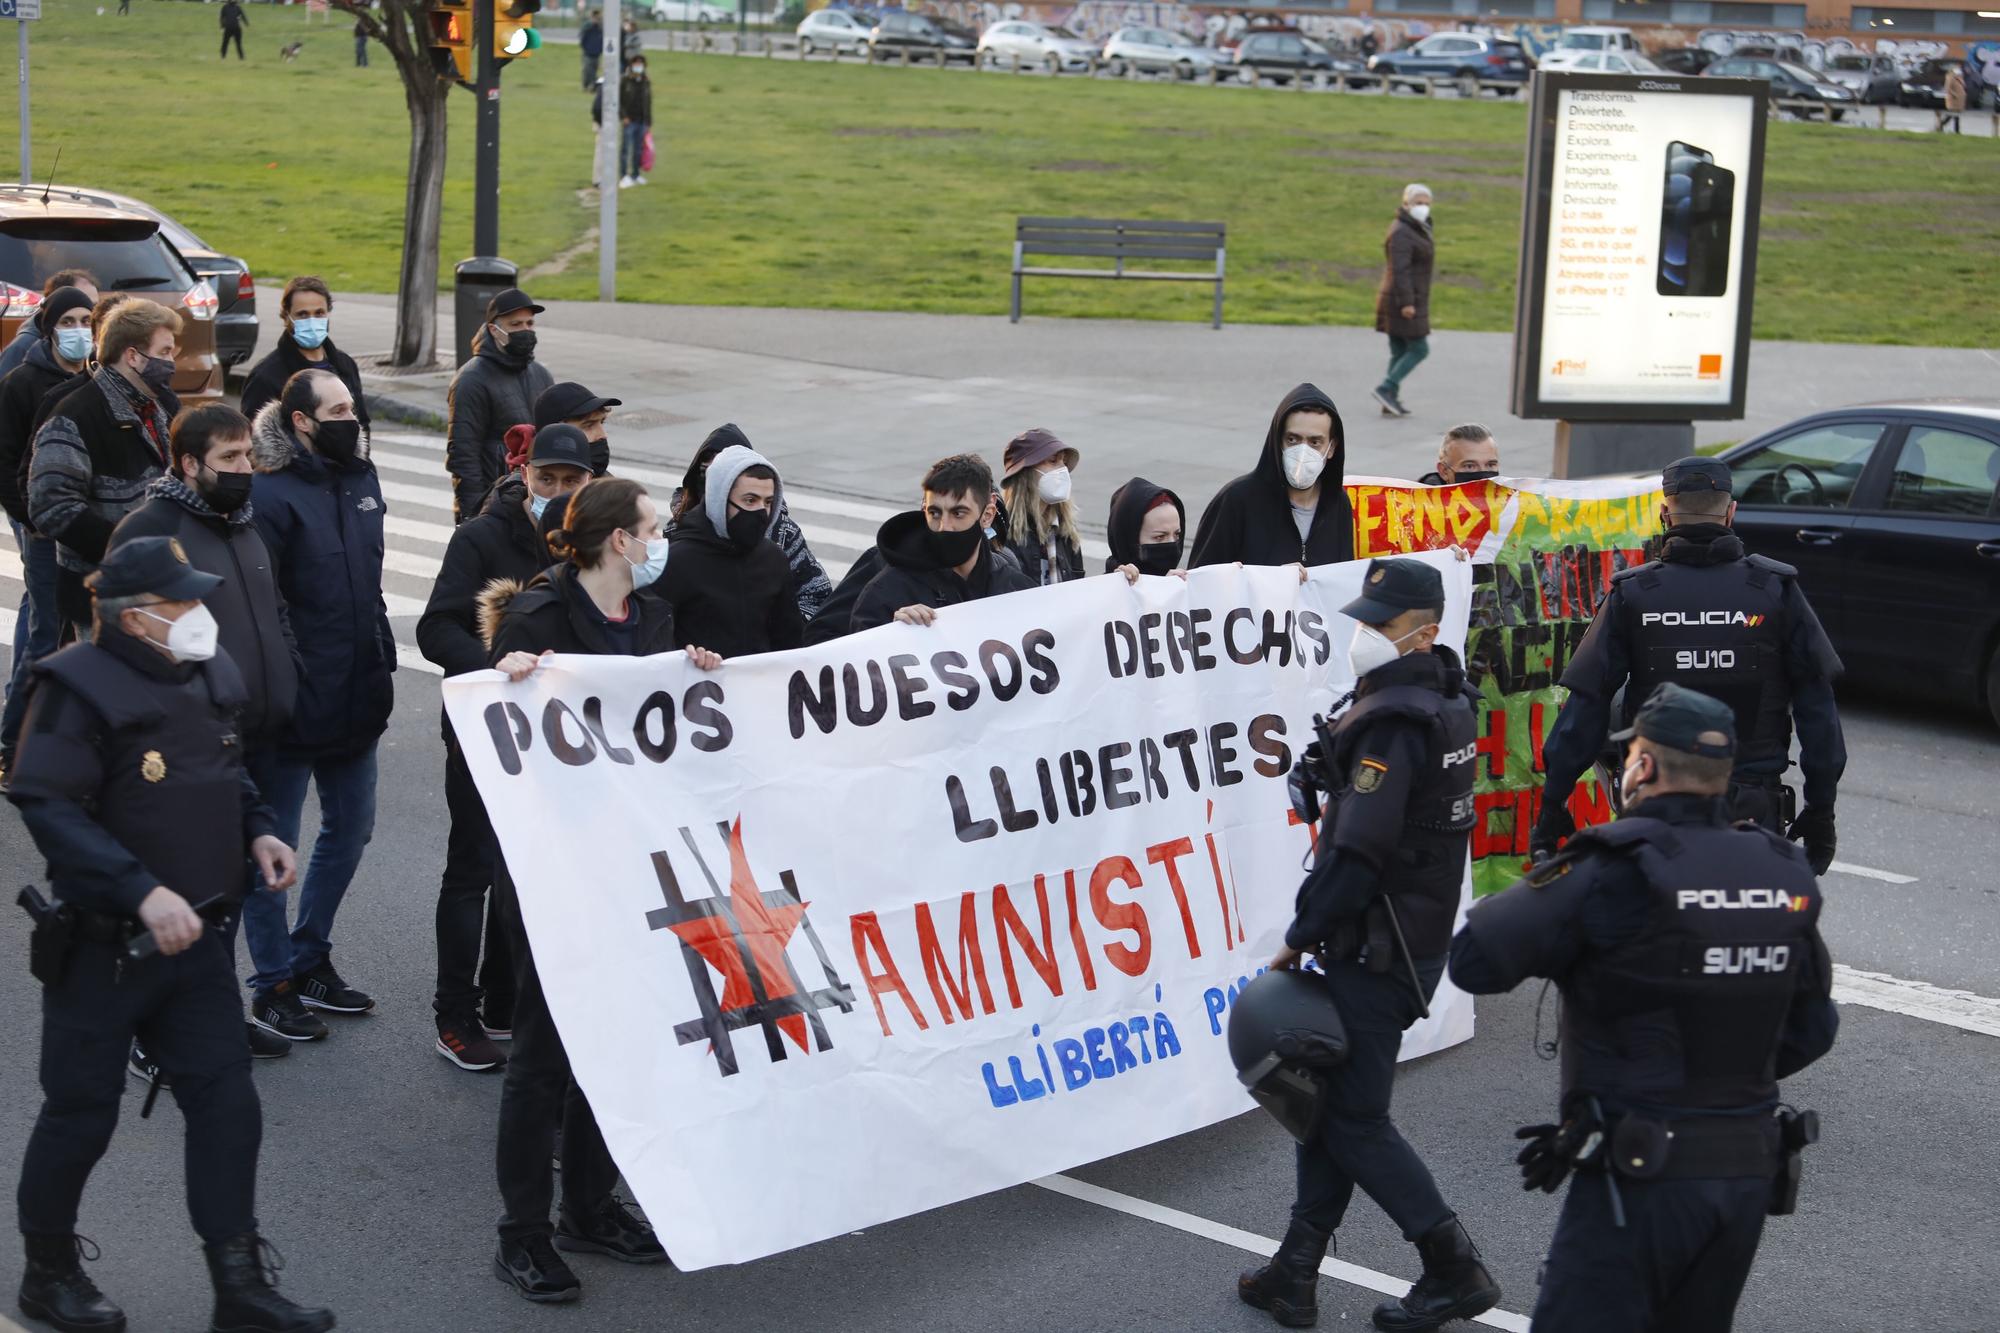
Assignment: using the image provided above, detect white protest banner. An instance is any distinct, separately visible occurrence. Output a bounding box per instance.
[444,554,1473,1270]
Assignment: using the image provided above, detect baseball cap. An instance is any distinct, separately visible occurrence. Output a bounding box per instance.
[534,381,622,429]
[1339,557,1445,625]
[87,535,222,603]
[528,423,593,472]
[485,287,546,321]
[1662,456,1732,497]
[1610,682,1736,758]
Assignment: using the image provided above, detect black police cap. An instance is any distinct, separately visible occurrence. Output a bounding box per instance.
[1662,455,1733,497]
[534,381,622,429]
[528,423,594,472]
[1610,682,1736,759]
[1339,557,1445,625]
[86,535,222,603]
[485,287,546,321]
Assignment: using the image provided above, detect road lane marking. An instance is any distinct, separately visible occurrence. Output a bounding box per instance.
[1035,1174,1533,1332]
[1829,861,1918,885]
[1832,965,2000,1038]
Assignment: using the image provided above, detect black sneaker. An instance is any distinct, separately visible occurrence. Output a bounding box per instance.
[436,1014,507,1072]
[128,1039,164,1086]
[1372,385,1400,416]
[252,981,328,1042]
[481,1001,513,1042]
[247,1021,292,1060]
[494,1233,581,1303]
[297,962,374,1014]
[555,1198,669,1265]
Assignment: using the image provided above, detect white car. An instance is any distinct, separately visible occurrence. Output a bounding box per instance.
[977,20,1098,72]
[1537,47,1663,74]
[1100,26,1219,79]
[1545,25,1640,58]
[651,0,730,23]
[795,7,870,55]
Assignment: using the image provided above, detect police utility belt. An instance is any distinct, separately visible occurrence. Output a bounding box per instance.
[18,885,234,987]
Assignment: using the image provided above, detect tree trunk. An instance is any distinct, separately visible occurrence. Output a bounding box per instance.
[394,77,449,369]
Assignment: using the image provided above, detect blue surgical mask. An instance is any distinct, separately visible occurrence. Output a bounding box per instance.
[529,491,552,522]
[291,316,330,350]
[53,326,92,364]
[622,534,669,590]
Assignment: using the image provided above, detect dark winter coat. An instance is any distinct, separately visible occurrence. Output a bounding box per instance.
[446,338,554,523]
[1103,477,1185,573]
[620,72,653,125]
[27,367,175,574]
[1002,526,1085,588]
[851,510,1035,634]
[668,423,833,618]
[477,563,679,663]
[418,474,550,680]
[1375,210,1435,340]
[220,0,245,29]
[0,337,80,529]
[106,474,299,750]
[239,332,372,432]
[248,400,395,758]
[1189,382,1353,569]
[580,17,604,56]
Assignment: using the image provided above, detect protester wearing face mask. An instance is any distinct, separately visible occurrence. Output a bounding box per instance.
[1418,424,1501,486]
[852,453,1035,632]
[239,276,370,431]
[480,477,717,1303]
[416,423,591,1072]
[656,442,807,657]
[1191,382,1353,571]
[533,379,620,478]
[240,369,394,1044]
[1106,477,1188,583]
[447,287,554,524]
[1373,183,1435,419]
[998,428,1087,588]
[804,478,1018,646]
[0,266,97,377]
[28,296,183,640]
[670,423,831,617]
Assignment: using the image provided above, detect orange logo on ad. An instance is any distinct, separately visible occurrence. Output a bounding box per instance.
[1698,354,1723,379]
[1551,358,1587,377]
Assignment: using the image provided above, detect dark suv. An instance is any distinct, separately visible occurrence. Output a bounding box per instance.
[867,11,976,62]
[1368,33,1532,95]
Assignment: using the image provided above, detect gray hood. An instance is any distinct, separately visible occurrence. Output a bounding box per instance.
[702,443,782,541]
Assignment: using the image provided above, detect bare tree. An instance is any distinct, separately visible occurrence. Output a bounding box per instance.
[335,1,449,369]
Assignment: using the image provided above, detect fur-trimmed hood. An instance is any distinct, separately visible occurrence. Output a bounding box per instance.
[250,397,372,475]
[475,575,530,652]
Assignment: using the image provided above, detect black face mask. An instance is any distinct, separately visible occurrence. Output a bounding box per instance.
[926,522,983,569]
[725,507,767,554]
[1448,469,1499,484]
[499,327,537,361]
[1136,539,1184,576]
[134,351,176,397]
[310,417,363,466]
[589,437,611,477]
[197,463,254,514]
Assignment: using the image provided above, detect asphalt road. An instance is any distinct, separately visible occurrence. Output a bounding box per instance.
[0,438,1995,1331]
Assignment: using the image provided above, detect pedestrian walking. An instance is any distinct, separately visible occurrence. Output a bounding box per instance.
[580,7,603,90]
[998,427,1086,587]
[619,58,653,189]
[220,0,247,60]
[1373,183,1434,418]
[1942,64,1966,133]
[446,287,553,523]
[620,16,642,71]
[240,276,371,432]
[670,422,832,617]
[657,442,808,656]
[242,371,394,1042]
[1190,382,1353,568]
[117,0,129,15]
[6,535,335,1333]
[354,17,369,67]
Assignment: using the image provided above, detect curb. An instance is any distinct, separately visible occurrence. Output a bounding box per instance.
[362,390,446,433]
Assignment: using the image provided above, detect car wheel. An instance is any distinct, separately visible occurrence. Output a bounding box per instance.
[1043,52,1060,74]
[800,35,815,54]
[1175,59,1194,81]
[1831,108,1846,122]
[1105,56,1125,77]
[1455,69,1480,98]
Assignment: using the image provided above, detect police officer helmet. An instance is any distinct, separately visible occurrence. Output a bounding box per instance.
[1226,969,1350,1143]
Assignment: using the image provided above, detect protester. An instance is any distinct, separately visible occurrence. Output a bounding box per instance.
[580,7,603,90]
[28,296,181,638]
[417,423,593,1073]
[998,428,1086,587]
[1189,382,1352,569]
[1373,183,1435,418]
[219,0,247,59]
[533,380,619,477]
[5,536,335,1333]
[656,443,807,656]
[0,285,98,777]
[447,287,553,523]
[851,454,1035,632]
[0,268,99,377]
[1105,477,1186,580]
[243,370,393,1042]
[1417,423,1500,486]
[619,57,654,190]
[672,423,832,618]
[481,477,717,1300]
[804,482,1011,645]
[240,276,371,431]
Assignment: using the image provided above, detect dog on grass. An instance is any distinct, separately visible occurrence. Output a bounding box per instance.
[280,40,305,62]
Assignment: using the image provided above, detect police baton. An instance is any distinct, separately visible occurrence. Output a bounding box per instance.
[126,894,227,962]
[1375,893,1430,1022]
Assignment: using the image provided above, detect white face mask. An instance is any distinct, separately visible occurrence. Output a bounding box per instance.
[1620,754,1652,805]
[622,534,670,590]
[139,604,220,663]
[1348,621,1423,678]
[1036,465,1072,505]
[1408,203,1432,224]
[1282,444,1326,491]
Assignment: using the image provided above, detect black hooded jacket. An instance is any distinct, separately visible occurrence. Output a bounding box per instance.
[239,332,372,432]
[1190,383,1353,569]
[1103,477,1185,574]
[851,510,1035,633]
[658,523,806,658]
[417,474,550,680]
[479,563,680,663]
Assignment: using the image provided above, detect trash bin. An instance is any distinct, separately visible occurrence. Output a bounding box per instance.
[453,256,520,368]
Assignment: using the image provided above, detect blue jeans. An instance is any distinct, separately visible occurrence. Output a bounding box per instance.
[1381,334,1430,393]
[3,522,62,757]
[621,120,646,178]
[241,746,380,995]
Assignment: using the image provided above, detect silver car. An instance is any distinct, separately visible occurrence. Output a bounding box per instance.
[1101,25,1218,79]
[977,20,1098,72]
[796,7,871,55]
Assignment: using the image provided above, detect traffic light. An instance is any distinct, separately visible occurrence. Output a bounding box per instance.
[494,0,543,63]
[428,0,473,84]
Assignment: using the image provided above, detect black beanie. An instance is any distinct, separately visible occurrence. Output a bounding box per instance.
[36,285,95,338]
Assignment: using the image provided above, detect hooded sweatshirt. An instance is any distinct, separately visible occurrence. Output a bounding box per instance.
[851,509,1035,634]
[1104,477,1186,574]
[657,443,805,657]
[1189,382,1353,570]
[671,424,832,618]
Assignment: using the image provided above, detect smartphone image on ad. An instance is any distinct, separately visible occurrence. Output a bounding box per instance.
[1658,141,1735,298]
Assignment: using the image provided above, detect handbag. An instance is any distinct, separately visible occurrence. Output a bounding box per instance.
[640,129,656,174]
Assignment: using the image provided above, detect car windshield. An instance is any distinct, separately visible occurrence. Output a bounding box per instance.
[1558,33,1608,50]
[1780,62,1833,84]
[1828,55,1869,70]
[1302,36,1329,54]
[0,226,186,292]
[1169,32,1202,47]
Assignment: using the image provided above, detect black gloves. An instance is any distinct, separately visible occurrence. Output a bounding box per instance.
[1529,803,1575,865]
[1515,1115,1605,1194]
[1787,806,1837,876]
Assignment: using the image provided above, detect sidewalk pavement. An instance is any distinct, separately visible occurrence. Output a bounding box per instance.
[300,290,1999,516]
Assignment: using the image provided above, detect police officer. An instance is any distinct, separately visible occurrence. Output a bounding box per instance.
[1533,456,1845,872]
[1449,683,1839,1331]
[6,537,335,1333]
[1237,557,1500,1333]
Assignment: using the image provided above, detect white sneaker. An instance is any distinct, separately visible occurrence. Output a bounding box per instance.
[618,176,634,189]
[635,174,648,185]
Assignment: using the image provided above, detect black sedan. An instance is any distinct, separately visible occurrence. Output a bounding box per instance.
[866,10,976,62]
[1231,31,1368,86]
[1718,402,2000,726]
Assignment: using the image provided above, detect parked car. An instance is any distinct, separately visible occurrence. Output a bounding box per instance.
[8,184,257,371]
[867,10,976,62]
[1546,25,1640,58]
[1717,402,2000,727]
[1704,56,1859,119]
[1823,52,1904,104]
[977,19,1097,72]
[1214,22,1298,63]
[1653,46,1718,75]
[1232,32,1364,85]
[1100,26,1219,79]
[0,187,222,404]
[651,0,731,22]
[1368,33,1533,95]
[1540,48,1664,74]
[796,7,872,54]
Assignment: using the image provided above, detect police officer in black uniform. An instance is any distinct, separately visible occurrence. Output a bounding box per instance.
[1450,682,1839,1332]
[1533,456,1845,873]
[6,537,336,1333]
[1237,557,1501,1333]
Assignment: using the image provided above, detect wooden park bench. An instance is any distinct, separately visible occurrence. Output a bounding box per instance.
[1010,217,1228,329]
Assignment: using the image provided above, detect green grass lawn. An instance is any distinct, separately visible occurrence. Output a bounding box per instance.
[27,0,2000,345]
